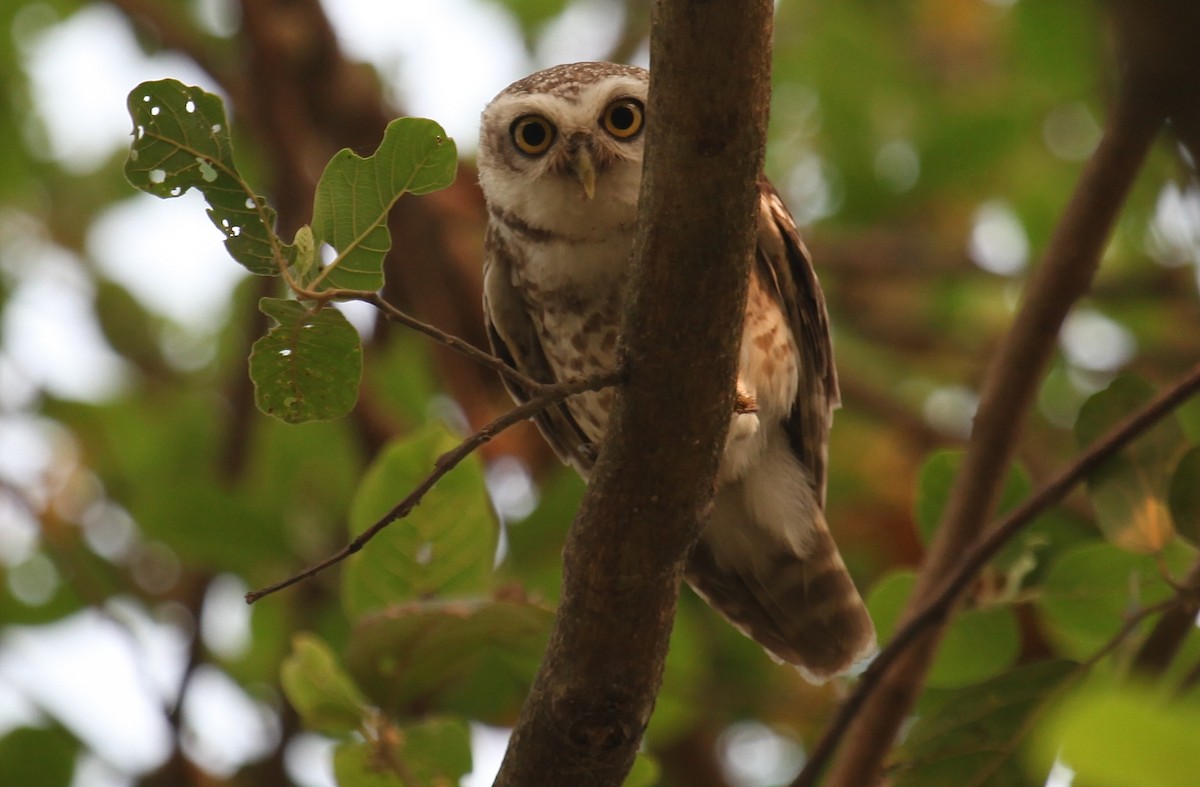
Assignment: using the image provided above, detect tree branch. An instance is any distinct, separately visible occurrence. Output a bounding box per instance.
[493,2,774,784]
[245,369,621,603]
[822,24,1169,784]
[1131,555,1200,676]
[796,359,1200,786]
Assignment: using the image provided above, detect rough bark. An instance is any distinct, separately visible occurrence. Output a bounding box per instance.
[493,1,775,784]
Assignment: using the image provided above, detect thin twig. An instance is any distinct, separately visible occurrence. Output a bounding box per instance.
[794,359,1200,787]
[302,287,546,393]
[245,369,621,604]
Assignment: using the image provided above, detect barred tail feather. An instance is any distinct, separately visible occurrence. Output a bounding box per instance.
[686,509,876,683]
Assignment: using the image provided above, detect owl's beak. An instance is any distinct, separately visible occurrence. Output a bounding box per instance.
[571,149,597,200]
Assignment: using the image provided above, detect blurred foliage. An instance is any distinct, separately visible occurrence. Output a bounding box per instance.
[0,1,1198,786]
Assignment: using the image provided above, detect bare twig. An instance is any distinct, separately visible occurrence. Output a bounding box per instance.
[348,291,545,392]
[245,369,622,604]
[285,284,545,393]
[795,359,1200,787]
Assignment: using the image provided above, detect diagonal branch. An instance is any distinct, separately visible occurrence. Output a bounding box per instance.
[796,359,1200,786]
[821,34,1169,786]
[245,369,621,604]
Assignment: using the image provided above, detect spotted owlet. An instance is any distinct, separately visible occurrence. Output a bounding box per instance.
[477,62,875,681]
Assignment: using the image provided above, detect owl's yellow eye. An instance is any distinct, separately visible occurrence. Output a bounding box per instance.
[511,115,555,156]
[602,98,644,139]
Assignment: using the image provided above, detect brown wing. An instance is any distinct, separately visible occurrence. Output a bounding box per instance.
[754,179,840,505]
[482,224,596,476]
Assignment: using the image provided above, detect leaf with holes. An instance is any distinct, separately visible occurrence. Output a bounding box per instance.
[1075,375,1189,552]
[341,423,496,619]
[125,80,286,276]
[249,298,362,423]
[311,118,457,291]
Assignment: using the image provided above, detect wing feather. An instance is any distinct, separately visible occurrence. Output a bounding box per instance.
[482,224,596,476]
[755,180,839,504]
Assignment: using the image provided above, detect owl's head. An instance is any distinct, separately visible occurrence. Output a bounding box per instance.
[478,62,648,236]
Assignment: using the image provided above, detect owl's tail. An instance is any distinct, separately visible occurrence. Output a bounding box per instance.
[685,488,877,683]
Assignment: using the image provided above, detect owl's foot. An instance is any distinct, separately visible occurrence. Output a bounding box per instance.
[735,390,758,414]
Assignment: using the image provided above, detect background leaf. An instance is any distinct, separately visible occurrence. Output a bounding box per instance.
[1075,375,1189,552]
[346,597,553,725]
[914,451,1051,577]
[893,659,1076,787]
[341,423,497,618]
[249,298,363,424]
[333,717,472,787]
[1033,682,1200,787]
[867,570,1020,688]
[311,117,457,291]
[1034,541,1195,659]
[280,633,370,737]
[1167,447,1200,548]
[0,726,77,787]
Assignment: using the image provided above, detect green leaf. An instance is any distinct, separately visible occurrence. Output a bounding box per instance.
[342,423,497,618]
[334,717,472,787]
[249,298,363,423]
[624,753,662,787]
[281,633,370,737]
[0,727,77,787]
[346,597,553,724]
[1035,541,1194,659]
[1033,682,1200,787]
[915,451,1031,548]
[893,660,1076,787]
[1168,447,1200,548]
[125,80,285,275]
[867,570,1020,688]
[914,449,1093,589]
[1075,375,1189,552]
[311,117,457,291]
[495,468,585,602]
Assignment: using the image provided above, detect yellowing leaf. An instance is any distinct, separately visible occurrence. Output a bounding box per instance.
[1075,375,1189,553]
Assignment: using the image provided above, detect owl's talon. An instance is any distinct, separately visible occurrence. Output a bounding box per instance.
[735,390,758,414]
